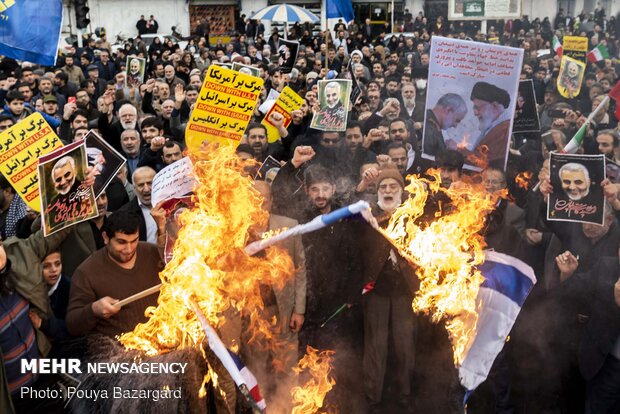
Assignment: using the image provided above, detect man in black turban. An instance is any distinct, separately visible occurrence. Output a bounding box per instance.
[469,81,512,166]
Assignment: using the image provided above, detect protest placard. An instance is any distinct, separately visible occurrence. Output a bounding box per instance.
[348,60,363,105]
[186,65,263,152]
[84,130,127,198]
[160,196,195,264]
[151,157,197,208]
[448,0,522,20]
[126,56,146,88]
[232,62,260,78]
[254,155,282,182]
[563,36,588,62]
[261,86,304,143]
[258,88,280,115]
[557,56,586,99]
[421,37,523,170]
[38,140,99,236]
[311,79,352,132]
[0,113,63,211]
[547,153,606,226]
[513,80,541,133]
[277,39,299,74]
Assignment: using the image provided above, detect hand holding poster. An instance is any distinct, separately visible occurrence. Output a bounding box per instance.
[513,80,541,133]
[421,37,523,170]
[186,65,264,153]
[38,140,99,236]
[151,157,197,208]
[84,130,127,198]
[0,113,63,211]
[547,153,606,225]
[261,86,304,143]
[557,56,586,99]
[310,79,352,132]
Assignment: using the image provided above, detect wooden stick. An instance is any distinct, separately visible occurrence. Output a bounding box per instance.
[114,283,162,307]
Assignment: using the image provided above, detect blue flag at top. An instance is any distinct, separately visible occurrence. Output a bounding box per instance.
[0,0,62,66]
[326,0,354,23]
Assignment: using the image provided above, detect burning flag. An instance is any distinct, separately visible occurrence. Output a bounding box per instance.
[381,169,498,366]
[460,251,536,401]
[116,145,306,409]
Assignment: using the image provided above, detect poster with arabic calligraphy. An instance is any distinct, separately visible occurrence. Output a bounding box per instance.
[0,113,63,211]
[547,153,606,226]
[186,65,263,153]
[38,140,99,236]
[421,37,523,171]
[261,86,304,143]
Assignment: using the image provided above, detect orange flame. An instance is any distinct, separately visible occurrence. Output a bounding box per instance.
[515,171,534,190]
[291,346,336,414]
[381,169,498,365]
[119,144,295,383]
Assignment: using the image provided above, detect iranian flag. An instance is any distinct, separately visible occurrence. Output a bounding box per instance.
[552,35,563,57]
[564,80,620,153]
[587,44,610,63]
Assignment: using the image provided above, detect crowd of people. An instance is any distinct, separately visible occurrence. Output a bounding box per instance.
[1,4,620,414]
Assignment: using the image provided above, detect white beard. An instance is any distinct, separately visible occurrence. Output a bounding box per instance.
[403,97,416,107]
[121,120,137,130]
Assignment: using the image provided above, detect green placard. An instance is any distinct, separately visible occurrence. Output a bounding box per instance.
[463,0,485,17]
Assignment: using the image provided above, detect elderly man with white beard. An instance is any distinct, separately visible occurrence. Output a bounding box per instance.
[97,90,141,154]
[357,165,419,412]
[469,81,512,166]
[399,83,425,126]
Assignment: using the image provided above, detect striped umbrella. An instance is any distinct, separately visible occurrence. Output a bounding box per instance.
[251,4,319,23]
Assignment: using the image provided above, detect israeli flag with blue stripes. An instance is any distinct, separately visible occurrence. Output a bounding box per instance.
[459,251,536,399]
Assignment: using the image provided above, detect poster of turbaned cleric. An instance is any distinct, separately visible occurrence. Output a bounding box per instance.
[422,37,523,171]
[547,153,606,226]
[277,39,299,74]
[84,130,126,198]
[310,79,352,132]
[513,79,541,133]
[38,140,99,236]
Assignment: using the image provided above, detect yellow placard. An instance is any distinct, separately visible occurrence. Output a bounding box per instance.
[261,86,304,143]
[186,65,263,153]
[557,56,586,99]
[0,113,63,211]
[563,36,588,61]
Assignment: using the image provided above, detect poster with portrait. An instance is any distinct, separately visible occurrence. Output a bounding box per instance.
[512,80,540,133]
[310,79,352,132]
[38,140,99,236]
[348,59,363,105]
[557,56,586,99]
[160,196,195,264]
[606,158,620,184]
[421,37,523,171]
[83,130,126,199]
[232,62,260,78]
[547,153,606,225]
[125,56,146,88]
[0,113,63,212]
[448,0,522,20]
[277,39,299,74]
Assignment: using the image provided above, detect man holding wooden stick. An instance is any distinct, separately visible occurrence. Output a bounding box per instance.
[66,209,165,337]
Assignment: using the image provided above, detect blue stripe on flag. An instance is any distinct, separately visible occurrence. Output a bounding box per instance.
[321,204,357,226]
[478,260,534,307]
[326,0,355,22]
